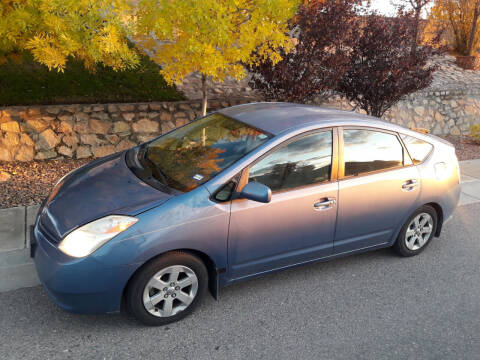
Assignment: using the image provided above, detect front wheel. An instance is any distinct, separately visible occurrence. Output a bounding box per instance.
[126,251,208,326]
[393,205,438,257]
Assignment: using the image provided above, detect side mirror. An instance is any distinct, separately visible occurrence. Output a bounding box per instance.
[239,182,272,203]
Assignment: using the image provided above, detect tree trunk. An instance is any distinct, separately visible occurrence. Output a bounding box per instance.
[467,2,480,56]
[411,10,420,55]
[201,74,208,116]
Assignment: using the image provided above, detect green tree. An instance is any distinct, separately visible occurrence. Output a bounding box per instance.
[136,0,300,115]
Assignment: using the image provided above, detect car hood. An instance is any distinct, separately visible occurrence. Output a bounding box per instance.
[39,152,173,240]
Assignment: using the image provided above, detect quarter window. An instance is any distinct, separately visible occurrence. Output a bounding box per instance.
[214,181,236,202]
[343,129,403,177]
[248,131,332,192]
[401,135,433,165]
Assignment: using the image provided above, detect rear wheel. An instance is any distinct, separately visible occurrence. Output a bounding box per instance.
[126,251,208,326]
[393,205,438,257]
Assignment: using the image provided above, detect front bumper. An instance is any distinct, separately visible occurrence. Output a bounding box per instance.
[32,223,138,314]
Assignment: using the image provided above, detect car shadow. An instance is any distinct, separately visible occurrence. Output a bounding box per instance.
[219,247,395,297]
[0,246,398,331]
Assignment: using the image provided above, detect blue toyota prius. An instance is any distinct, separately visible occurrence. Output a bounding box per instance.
[32,102,460,325]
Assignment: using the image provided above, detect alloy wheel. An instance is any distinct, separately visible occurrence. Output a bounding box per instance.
[405,212,434,251]
[142,265,199,317]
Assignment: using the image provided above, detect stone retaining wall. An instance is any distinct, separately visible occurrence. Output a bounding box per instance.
[322,87,480,136]
[1,88,480,162]
[0,98,249,162]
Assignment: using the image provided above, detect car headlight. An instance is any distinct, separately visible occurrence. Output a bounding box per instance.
[58,215,138,258]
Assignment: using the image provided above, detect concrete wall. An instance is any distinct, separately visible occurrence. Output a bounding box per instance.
[0,98,250,162]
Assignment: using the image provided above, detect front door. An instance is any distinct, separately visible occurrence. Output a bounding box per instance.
[228,130,338,280]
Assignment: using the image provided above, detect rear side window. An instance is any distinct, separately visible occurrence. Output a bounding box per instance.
[401,135,433,164]
[343,129,403,177]
[248,131,332,192]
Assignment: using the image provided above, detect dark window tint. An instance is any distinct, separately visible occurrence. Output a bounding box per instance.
[401,135,433,164]
[248,131,332,192]
[343,129,403,176]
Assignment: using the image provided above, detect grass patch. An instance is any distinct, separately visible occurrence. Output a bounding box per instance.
[0,53,185,106]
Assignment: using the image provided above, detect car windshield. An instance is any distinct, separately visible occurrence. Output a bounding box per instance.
[144,113,272,192]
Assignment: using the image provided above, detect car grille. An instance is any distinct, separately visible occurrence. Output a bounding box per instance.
[37,218,61,245]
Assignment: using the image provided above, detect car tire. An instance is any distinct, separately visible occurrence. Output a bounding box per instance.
[126,251,208,326]
[393,205,438,257]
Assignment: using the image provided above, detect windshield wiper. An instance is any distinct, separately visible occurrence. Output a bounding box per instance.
[138,146,169,186]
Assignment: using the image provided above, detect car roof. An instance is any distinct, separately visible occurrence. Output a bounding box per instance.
[219,102,403,135]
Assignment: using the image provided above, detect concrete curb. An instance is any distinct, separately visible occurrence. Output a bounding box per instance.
[0,205,39,252]
[0,205,40,292]
[1,161,480,293]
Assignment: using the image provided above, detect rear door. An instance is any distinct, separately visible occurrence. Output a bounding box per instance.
[334,127,420,254]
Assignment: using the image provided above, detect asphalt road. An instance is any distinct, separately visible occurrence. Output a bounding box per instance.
[1,203,479,360]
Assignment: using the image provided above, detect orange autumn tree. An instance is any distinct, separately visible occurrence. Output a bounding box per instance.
[427,0,480,56]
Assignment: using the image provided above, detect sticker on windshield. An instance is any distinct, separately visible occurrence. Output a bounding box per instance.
[193,174,204,181]
[258,134,268,140]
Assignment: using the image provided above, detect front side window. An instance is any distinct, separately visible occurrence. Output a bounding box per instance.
[144,113,272,192]
[401,134,433,164]
[343,129,403,177]
[248,131,332,192]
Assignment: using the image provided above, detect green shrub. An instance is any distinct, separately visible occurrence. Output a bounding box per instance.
[0,53,184,106]
[470,124,480,144]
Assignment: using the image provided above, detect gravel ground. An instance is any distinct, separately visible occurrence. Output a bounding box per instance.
[0,134,478,209]
[440,135,480,161]
[0,159,90,209]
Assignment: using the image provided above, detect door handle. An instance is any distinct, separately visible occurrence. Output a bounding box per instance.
[402,179,418,192]
[314,198,336,211]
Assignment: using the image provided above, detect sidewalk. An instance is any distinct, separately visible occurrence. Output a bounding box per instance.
[458,159,480,205]
[1,160,480,293]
